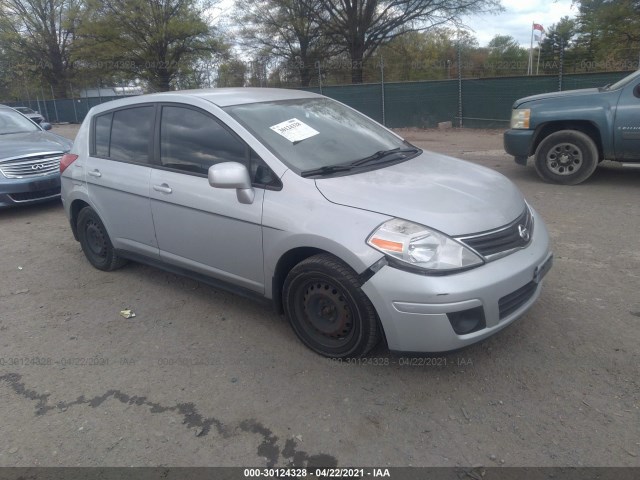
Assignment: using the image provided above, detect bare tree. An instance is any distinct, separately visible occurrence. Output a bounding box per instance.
[313,0,502,83]
[236,0,337,86]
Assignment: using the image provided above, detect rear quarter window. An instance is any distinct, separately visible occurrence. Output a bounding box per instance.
[94,113,112,157]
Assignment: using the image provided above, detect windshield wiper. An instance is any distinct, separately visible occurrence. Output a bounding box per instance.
[350,147,420,167]
[300,164,354,178]
[300,147,421,178]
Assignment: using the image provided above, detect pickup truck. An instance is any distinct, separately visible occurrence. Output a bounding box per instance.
[504,69,640,184]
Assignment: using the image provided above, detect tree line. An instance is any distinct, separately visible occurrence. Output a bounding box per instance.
[0,0,638,99]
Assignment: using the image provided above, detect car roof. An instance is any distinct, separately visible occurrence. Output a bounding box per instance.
[89,88,323,115]
[147,87,322,107]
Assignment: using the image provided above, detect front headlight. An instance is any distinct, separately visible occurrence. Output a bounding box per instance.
[366,219,483,273]
[510,108,530,129]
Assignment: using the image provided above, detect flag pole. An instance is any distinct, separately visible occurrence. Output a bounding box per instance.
[528,22,535,75]
[536,42,541,75]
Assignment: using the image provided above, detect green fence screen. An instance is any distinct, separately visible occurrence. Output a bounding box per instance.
[304,70,631,129]
[3,71,632,128]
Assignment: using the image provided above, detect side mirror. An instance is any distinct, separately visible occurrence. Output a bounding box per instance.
[633,84,640,99]
[41,122,52,131]
[208,162,255,204]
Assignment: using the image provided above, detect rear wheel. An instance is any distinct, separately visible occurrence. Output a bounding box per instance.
[534,130,599,185]
[77,207,127,271]
[283,254,381,358]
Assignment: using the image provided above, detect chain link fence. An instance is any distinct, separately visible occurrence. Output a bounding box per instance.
[300,69,628,129]
[2,94,139,124]
[0,57,634,128]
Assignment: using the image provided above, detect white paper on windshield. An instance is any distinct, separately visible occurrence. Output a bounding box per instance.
[270,118,319,143]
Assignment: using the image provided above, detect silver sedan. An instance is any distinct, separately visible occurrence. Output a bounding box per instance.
[61,88,552,358]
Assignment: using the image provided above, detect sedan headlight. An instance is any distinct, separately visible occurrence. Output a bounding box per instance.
[510,108,530,129]
[367,219,483,273]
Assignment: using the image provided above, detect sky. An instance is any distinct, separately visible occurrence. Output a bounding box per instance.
[463,0,578,47]
[215,0,579,53]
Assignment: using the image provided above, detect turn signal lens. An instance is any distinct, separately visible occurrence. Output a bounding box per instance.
[369,238,403,252]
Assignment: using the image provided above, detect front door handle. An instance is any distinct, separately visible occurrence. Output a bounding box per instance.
[153,183,172,194]
[88,169,101,177]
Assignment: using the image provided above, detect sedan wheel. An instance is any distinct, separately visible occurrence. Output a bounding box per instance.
[77,207,127,271]
[283,254,381,358]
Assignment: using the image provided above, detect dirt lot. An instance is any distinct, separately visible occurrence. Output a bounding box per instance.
[0,124,639,468]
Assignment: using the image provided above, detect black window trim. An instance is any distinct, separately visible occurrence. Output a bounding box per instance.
[152,102,282,191]
[90,103,157,166]
[249,148,283,191]
[93,111,113,158]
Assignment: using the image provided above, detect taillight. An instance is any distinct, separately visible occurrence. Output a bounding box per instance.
[60,153,78,173]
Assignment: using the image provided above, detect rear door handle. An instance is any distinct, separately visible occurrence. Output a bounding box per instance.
[88,169,101,177]
[153,183,172,194]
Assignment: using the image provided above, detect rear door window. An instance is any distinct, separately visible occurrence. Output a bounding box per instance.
[108,106,154,164]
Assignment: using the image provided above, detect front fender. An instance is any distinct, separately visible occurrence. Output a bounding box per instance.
[262,171,388,300]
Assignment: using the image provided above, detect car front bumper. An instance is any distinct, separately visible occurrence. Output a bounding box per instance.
[0,173,61,207]
[504,129,535,164]
[361,209,551,353]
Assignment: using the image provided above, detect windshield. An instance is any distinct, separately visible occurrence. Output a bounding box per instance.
[224,98,412,173]
[15,107,35,114]
[605,69,640,91]
[0,108,40,134]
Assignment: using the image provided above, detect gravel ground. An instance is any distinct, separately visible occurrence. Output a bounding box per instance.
[0,124,638,468]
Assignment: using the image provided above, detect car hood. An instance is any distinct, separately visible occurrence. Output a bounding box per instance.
[514,88,600,107]
[314,151,526,236]
[0,131,72,160]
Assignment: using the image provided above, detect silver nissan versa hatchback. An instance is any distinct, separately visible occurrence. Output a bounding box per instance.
[61,88,552,358]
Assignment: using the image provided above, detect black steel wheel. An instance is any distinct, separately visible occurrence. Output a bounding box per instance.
[534,130,599,185]
[77,207,127,271]
[283,253,380,358]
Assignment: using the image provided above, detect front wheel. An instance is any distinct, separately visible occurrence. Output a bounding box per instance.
[283,254,381,358]
[534,130,599,185]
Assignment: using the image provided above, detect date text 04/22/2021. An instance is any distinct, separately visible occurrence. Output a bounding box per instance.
[243,468,391,477]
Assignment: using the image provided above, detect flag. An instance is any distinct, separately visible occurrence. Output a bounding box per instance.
[533,23,545,43]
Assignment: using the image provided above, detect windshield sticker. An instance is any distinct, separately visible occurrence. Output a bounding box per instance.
[270,118,319,143]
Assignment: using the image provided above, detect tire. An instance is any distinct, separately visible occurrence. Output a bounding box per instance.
[283,253,381,358]
[534,130,599,185]
[77,207,127,271]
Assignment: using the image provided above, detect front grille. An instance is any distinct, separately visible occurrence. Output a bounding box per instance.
[8,187,60,202]
[498,281,538,319]
[0,152,62,179]
[457,207,533,258]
